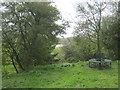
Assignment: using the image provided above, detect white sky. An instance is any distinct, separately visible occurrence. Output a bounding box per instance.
[55,0,85,38]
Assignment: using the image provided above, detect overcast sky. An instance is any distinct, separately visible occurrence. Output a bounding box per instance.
[55,0,85,38]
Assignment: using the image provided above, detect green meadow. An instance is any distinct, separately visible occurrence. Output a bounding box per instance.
[2,61,118,88]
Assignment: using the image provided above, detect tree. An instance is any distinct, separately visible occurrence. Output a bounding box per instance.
[99,1,119,60]
[75,1,119,62]
[2,2,66,72]
[61,36,96,62]
[76,1,108,61]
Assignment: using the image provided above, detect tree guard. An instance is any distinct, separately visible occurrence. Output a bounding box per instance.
[89,58,112,69]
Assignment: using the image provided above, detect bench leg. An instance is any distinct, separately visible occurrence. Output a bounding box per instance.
[110,62,112,68]
[89,62,90,67]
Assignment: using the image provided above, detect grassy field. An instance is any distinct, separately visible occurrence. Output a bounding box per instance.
[2,61,118,88]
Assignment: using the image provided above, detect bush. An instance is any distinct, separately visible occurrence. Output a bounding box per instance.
[61,37,96,61]
[61,63,75,67]
[66,57,79,63]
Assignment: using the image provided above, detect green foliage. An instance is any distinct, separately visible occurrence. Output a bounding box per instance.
[52,47,65,62]
[62,38,77,60]
[2,2,66,71]
[76,1,108,60]
[62,37,96,61]
[73,1,119,61]
[66,57,77,63]
[101,16,119,59]
[61,63,75,67]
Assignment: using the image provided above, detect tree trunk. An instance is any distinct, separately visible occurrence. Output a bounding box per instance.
[118,1,120,60]
[3,31,25,71]
[11,55,19,73]
[98,8,102,69]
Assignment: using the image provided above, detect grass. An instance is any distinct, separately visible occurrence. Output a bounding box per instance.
[2,61,118,88]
